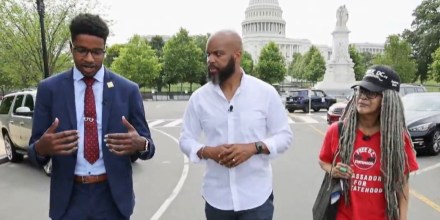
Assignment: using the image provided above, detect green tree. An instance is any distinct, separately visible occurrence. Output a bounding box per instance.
[402,0,440,82]
[163,28,203,92]
[0,0,98,88]
[149,35,166,92]
[373,35,417,83]
[255,42,286,84]
[104,44,125,68]
[305,49,326,83]
[349,45,367,80]
[299,46,326,83]
[192,34,210,88]
[288,53,304,80]
[241,51,254,76]
[111,35,161,88]
[360,52,376,69]
[428,47,440,83]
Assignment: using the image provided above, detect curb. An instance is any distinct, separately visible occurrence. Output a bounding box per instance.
[0,155,7,165]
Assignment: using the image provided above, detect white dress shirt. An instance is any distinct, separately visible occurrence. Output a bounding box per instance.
[179,72,293,211]
[73,66,106,175]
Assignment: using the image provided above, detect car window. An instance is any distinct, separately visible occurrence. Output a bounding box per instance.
[24,94,34,111]
[416,88,424,92]
[12,95,24,113]
[404,87,416,95]
[403,94,440,111]
[0,96,14,114]
[315,91,325,97]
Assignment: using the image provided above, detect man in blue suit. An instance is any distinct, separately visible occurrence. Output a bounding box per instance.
[28,13,155,220]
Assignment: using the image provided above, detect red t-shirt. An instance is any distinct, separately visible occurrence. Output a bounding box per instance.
[319,123,419,220]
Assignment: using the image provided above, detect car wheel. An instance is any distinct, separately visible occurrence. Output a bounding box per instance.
[288,109,294,113]
[427,129,440,155]
[313,108,320,112]
[3,133,23,163]
[43,159,52,176]
[303,105,309,113]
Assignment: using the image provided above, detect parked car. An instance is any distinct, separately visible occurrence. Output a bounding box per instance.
[403,92,440,155]
[0,90,53,175]
[285,89,336,113]
[327,84,427,124]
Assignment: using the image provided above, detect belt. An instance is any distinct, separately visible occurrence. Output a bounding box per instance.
[74,174,107,184]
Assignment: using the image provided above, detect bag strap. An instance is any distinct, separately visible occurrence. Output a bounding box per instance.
[329,122,344,178]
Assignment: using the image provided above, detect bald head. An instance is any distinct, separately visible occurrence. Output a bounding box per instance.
[207,30,243,52]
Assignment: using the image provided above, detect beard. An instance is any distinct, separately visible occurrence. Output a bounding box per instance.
[207,57,235,85]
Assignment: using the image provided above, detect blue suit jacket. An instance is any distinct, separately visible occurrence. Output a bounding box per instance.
[28,68,155,219]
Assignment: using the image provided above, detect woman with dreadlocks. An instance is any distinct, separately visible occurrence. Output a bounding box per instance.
[318,65,419,220]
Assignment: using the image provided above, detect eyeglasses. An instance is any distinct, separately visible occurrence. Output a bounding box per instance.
[72,46,106,57]
[358,87,382,99]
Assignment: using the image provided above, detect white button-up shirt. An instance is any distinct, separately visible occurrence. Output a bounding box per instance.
[179,72,293,211]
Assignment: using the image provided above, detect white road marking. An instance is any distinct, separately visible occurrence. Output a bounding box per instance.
[163,119,183,127]
[150,128,189,220]
[293,115,319,123]
[410,162,440,176]
[148,120,165,127]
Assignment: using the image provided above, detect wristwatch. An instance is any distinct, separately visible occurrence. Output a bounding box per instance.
[139,138,149,154]
[255,141,264,154]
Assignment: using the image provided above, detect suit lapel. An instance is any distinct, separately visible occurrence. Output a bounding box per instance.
[63,69,77,129]
[102,69,114,136]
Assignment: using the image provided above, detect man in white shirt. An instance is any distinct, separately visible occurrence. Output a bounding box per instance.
[179,30,293,220]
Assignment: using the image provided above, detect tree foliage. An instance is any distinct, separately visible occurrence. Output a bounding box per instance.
[148,35,166,92]
[255,42,286,84]
[241,51,254,76]
[104,43,125,68]
[192,34,210,88]
[373,35,417,83]
[304,46,326,83]
[349,45,367,80]
[288,53,303,80]
[111,35,161,88]
[162,28,203,91]
[0,0,97,89]
[402,0,440,82]
[429,47,440,83]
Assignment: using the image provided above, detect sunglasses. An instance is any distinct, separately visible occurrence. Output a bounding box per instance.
[357,87,382,99]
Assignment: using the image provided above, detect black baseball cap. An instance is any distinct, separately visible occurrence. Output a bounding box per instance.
[352,65,401,92]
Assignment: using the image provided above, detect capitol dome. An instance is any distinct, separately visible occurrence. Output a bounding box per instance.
[242,0,286,38]
[242,0,324,64]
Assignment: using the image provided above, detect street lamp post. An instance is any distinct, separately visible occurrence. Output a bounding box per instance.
[36,0,50,79]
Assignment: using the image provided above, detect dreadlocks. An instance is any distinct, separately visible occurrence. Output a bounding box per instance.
[338,89,412,220]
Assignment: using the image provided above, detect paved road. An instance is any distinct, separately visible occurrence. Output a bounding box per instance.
[0,101,440,219]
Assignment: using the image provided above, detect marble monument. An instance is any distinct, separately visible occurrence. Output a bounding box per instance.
[314,5,356,96]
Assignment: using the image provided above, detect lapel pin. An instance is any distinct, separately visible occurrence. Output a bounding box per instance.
[107,81,114,88]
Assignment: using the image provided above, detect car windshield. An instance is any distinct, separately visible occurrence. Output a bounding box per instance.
[403,94,440,111]
[289,90,308,97]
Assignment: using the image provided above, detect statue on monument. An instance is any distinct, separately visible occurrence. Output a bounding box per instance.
[336,5,348,28]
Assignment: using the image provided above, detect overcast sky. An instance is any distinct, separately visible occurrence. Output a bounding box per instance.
[97,0,423,46]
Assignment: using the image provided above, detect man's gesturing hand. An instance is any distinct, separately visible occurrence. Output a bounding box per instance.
[105,116,147,156]
[35,118,79,156]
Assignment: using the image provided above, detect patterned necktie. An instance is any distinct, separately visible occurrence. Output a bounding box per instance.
[83,77,99,164]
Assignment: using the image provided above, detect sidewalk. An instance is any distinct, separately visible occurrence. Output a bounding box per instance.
[0,135,7,164]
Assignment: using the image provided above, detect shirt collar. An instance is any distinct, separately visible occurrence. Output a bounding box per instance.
[73,65,105,83]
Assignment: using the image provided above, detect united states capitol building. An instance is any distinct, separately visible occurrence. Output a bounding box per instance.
[242,0,383,64]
